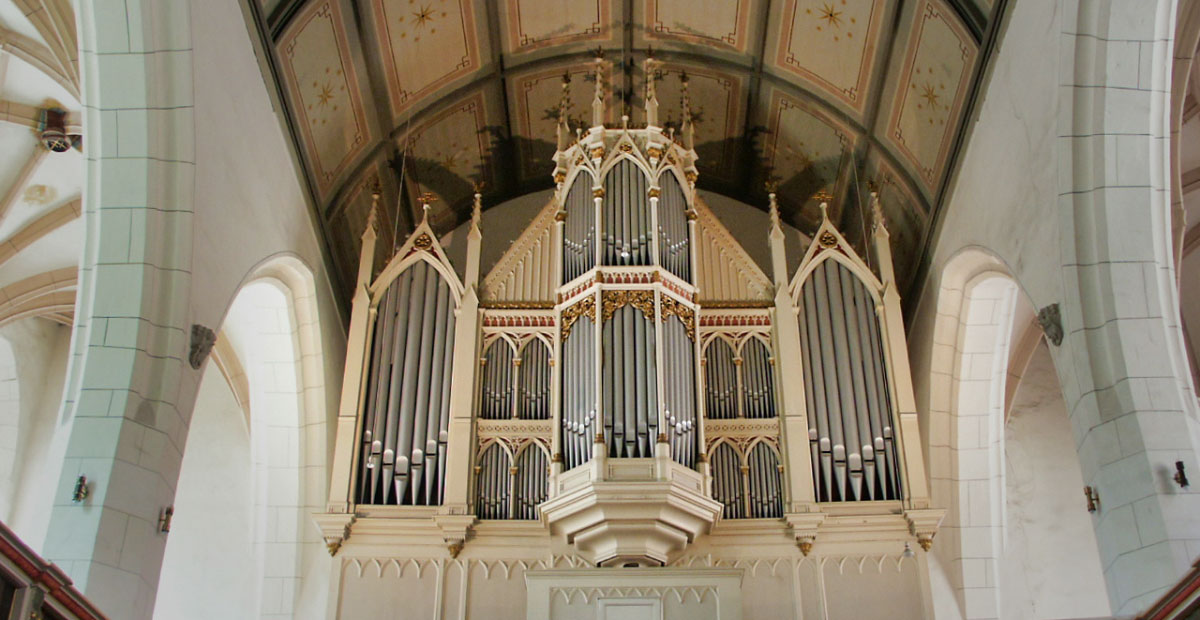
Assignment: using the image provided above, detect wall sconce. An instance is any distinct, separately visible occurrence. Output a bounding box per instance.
[1174,461,1189,489]
[71,475,88,503]
[902,542,915,559]
[158,507,174,533]
[1083,486,1100,513]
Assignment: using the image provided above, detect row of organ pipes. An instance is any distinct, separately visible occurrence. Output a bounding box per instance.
[798,258,901,502]
[479,338,552,420]
[350,191,907,516]
[345,55,916,527]
[358,260,455,506]
[703,337,777,420]
[474,443,550,520]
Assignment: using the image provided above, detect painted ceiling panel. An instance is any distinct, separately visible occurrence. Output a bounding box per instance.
[279,0,372,198]
[369,0,481,117]
[508,61,613,181]
[647,63,745,182]
[642,0,753,53]
[879,0,977,195]
[771,0,891,119]
[500,0,614,54]
[249,0,1003,299]
[760,87,859,230]
[398,89,494,226]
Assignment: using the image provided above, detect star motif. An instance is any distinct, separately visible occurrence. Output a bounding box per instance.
[317,82,335,107]
[919,82,940,110]
[412,4,435,29]
[818,2,843,29]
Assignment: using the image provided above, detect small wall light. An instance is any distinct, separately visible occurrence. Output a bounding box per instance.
[1083,486,1100,513]
[902,542,915,559]
[158,506,174,533]
[1174,461,1189,489]
[71,475,88,503]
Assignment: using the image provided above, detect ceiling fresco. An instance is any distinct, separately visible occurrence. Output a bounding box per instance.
[247,0,1003,300]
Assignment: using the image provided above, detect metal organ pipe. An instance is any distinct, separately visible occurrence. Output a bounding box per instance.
[657,173,690,281]
[662,316,696,466]
[603,160,650,266]
[357,261,456,506]
[798,259,902,502]
[519,341,551,420]
[704,339,737,419]
[711,444,744,519]
[742,339,776,419]
[513,447,549,520]
[475,444,510,520]
[562,175,594,283]
[747,443,783,518]
[561,316,596,470]
[480,341,514,419]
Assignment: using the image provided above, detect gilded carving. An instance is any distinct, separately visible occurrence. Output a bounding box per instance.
[818,230,838,248]
[660,296,696,340]
[601,290,655,322]
[560,296,596,339]
[413,233,434,250]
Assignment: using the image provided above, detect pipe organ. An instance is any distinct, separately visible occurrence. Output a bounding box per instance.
[316,56,942,567]
[357,258,457,506]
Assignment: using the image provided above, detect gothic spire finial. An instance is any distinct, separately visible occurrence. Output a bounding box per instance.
[768,190,781,232]
[680,71,694,150]
[557,72,572,150]
[644,50,660,127]
[592,50,606,128]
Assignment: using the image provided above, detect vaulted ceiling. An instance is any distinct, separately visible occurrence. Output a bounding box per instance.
[244,0,1006,299]
[0,0,81,328]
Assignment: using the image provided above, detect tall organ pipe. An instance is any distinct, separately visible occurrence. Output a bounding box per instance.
[662,316,696,466]
[747,443,783,518]
[513,447,549,520]
[519,341,551,420]
[711,444,744,519]
[357,261,456,506]
[798,259,902,502]
[480,341,514,419]
[657,173,691,282]
[742,339,776,419]
[561,316,596,469]
[475,444,510,519]
[704,339,737,419]
[603,160,650,266]
[601,305,657,458]
[562,175,595,283]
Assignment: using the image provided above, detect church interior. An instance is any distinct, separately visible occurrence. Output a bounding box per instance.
[1,0,1200,618]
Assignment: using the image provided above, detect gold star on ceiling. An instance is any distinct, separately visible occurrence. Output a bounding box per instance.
[919,83,940,110]
[412,4,435,29]
[818,2,843,29]
[317,82,335,107]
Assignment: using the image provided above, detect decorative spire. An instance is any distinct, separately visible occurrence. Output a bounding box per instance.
[871,190,889,238]
[471,184,484,229]
[592,48,606,128]
[679,71,695,151]
[644,49,660,128]
[768,191,781,233]
[814,189,833,223]
[556,72,571,151]
[419,191,436,225]
[364,178,382,240]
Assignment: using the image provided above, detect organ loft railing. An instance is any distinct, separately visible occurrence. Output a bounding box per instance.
[313,52,943,560]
